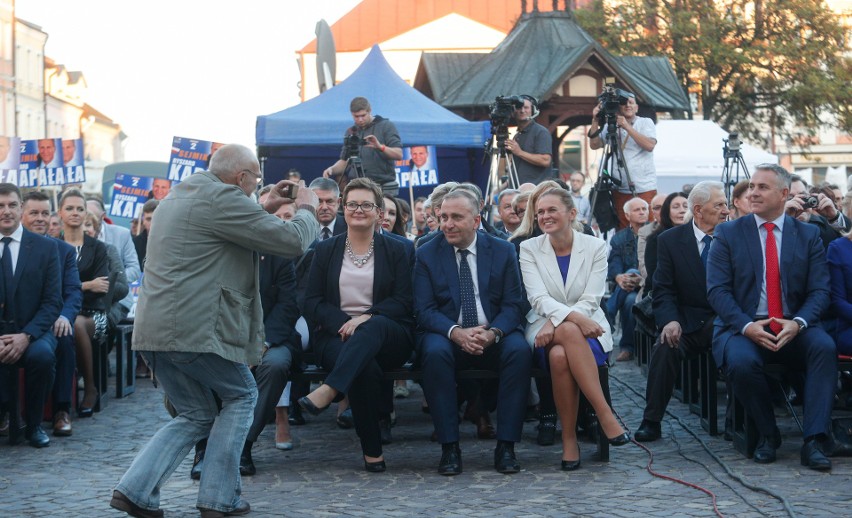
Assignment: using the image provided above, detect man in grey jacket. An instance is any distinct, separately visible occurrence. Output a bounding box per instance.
[111,144,319,518]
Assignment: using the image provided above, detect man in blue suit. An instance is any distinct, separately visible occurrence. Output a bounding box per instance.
[707,164,836,470]
[415,189,531,475]
[21,191,81,437]
[0,184,62,448]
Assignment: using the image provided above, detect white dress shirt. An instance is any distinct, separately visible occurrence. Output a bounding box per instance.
[447,234,488,337]
[0,224,23,273]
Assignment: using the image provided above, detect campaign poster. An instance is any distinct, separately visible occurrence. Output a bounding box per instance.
[0,136,21,185]
[16,137,86,188]
[167,136,225,183]
[127,273,143,319]
[395,145,439,189]
[110,174,154,220]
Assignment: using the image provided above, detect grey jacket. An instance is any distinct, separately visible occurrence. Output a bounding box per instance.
[132,171,318,364]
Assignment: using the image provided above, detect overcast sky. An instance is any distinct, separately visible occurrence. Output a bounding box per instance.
[16,0,361,162]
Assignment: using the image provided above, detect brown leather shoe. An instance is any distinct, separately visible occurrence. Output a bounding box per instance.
[615,351,634,362]
[53,411,72,437]
[476,414,496,440]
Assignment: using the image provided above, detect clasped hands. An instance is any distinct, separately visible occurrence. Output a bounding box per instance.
[451,326,496,355]
[744,318,800,352]
[0,333,29,364]
[533,313,604,348]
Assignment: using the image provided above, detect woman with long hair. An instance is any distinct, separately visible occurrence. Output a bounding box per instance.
[729,180,751,220]
[643,191,688,293]
[520,187,628,470]
[381,194,407,237]
[58,190,110,416]
[299,178,414,472]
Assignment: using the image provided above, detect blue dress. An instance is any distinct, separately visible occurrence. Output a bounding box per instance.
[535,254,608,368]
[827,237,852,355]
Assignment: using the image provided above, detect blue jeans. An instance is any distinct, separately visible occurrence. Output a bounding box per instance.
[606,283,638,353]
[115,351,257,513]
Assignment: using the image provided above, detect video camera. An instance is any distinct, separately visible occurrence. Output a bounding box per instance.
[488,95,525,146]
[344,134,368,159]
[723,132,742,159]
[595,78,631,132]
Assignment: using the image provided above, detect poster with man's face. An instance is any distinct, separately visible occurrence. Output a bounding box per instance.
[395,145,439,189]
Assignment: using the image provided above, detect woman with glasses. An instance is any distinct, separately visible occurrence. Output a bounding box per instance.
[299,178,414,472]
[58,189,110,417]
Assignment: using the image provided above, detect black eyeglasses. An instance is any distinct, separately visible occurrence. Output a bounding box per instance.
[344,201,377,212]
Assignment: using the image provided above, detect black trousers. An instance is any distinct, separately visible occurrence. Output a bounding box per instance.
[643,319,713,423]
[316,316,412,458]
[53,334,76,409]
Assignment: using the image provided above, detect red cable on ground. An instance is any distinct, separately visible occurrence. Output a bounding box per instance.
[631,438,724,518]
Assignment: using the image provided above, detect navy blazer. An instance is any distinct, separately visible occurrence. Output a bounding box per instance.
[652,223,715,334]
[414,230,523,342]
[53,237,82,324]
[6,229,62,339]
[706,214,830,365]
[258,254,300,353]
[303,232,414,336]
[294,216,348,310]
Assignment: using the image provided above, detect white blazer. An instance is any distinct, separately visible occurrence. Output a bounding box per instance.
[519,231,613,352]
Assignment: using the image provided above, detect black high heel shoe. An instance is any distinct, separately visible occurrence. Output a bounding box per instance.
[77,392,100,418]
[297,396,330,416]
[607,432,631,446]
[561,444,581,471]
[364,459,386,473]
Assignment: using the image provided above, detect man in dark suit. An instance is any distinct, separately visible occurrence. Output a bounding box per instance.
[21,191,82,437]
[414,189,530,475]
[634,181,729,441]
[239,253,300,475]
[707,164,836,470]
[0,183,62,448]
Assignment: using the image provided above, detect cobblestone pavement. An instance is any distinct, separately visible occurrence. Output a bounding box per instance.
[1,359,849,517]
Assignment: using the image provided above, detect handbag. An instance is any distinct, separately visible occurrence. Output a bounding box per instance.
[632,290,657,337]
[826,416,852,457]
[590,177,620,234]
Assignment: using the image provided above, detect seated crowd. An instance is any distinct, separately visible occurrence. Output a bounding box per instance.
[2,162,852,480]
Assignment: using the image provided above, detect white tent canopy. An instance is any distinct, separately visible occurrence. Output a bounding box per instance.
[652,120,777,193]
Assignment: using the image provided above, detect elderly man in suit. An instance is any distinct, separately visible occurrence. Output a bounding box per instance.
[634,181,729,442]
[0,184,62,448]
[415,189,530,475]
[707,164,836,471]
[111,144,319,518]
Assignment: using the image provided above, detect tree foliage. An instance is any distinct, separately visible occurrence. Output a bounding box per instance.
[576,0,852,144]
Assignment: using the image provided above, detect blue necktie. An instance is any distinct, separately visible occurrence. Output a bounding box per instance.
[321,227,331,241]
[700,235,712,268]
[1,237,13,319]
[458,249,478,328]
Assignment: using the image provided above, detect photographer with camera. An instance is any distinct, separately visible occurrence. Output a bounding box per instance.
[589,90,658,230]
[323,97,403,196]
[503,96,554,186]
[786,174,851,250]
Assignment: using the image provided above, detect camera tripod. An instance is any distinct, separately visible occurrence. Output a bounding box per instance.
[589,120,634,234]
[721,139,749,201]
[482,133,520,217]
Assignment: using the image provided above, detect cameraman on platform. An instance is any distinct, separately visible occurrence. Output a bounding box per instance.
[589,91,658,230]
[504,96,554,185]
[323,97,403,195]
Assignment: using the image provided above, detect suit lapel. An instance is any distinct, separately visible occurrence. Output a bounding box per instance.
[743,216,764,291]
[538,235,564,294]
[440,238,461,313]
[780,216,797,300]
[371,234,385,299]
[476,233,491,319]
[677,225,704,287]
[329,237,345,306]
[10,230,32,298]
[564,234,586,295]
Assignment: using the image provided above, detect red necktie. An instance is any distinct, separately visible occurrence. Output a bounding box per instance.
[763,222,783,334]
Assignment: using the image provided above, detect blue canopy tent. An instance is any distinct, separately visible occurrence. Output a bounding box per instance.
[256,45,491,197]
